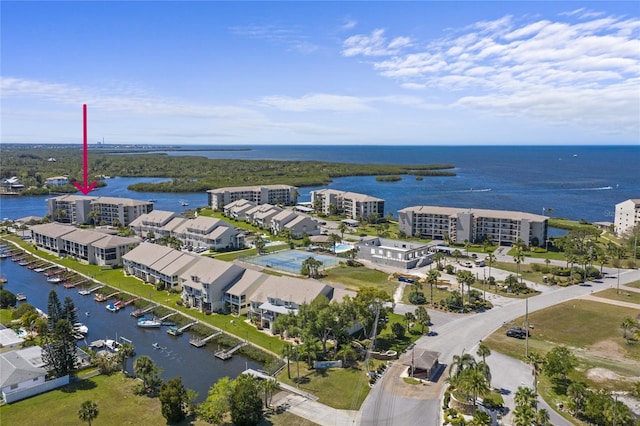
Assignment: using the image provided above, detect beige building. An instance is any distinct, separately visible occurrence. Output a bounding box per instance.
[310,189,385,221]
[30,223,139,266]
[615,199,640,237]
[122,243,199,290]
[208,185,298,211]
[47,195,153,226]
[398,206,548,247]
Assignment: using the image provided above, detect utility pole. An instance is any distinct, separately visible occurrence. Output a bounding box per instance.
[525,297,529,358]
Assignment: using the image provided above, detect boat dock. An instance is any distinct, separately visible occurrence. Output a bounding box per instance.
[158,312,176,321]
[64,278,88,289]
[123,297,138,306]
[189,330,222,348]
[37,264,57,273]
[95,291,120,302]
[214,341,248,360]
[168,321,197,336]
[79,284,104,295]
[131,304,157,318]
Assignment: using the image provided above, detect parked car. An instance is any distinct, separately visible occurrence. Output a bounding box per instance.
[506,327,529,339]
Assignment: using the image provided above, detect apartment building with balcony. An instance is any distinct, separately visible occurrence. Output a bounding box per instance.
[398,206,548,247]
[122,243,198,290]
[223,199,257,221]
[310,189,385,221]
[180,257,246,312]
[208,185,298,211]
[355,237,433,269]
[129,210,179,238]
[30,223,139,266]
[615,199,640,237]
[46,195,153,226]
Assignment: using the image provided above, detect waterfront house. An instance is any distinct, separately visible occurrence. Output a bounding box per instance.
[44,176,69,187]
[180,257,246,312]
[208,185,298,211]
[1,176,25,193]
[355,237,433,269]
[398,206,548,247]
[122,243,198,290]
[0,328,24,349]
[0,346,52,404]
[173,216,244,250]
[269,210,298,235]
[30,223,75,255]
[244,275,333,331]
[223,269,269,315]
[280,214,320,238]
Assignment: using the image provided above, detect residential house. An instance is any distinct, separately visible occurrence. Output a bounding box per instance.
[172,216,244,250]
[180,257,246,312]
[44,176,69,187]
[245,204,282,229]
[280,214,320,238]
[398,206,548,247]
[0,346,52,404]
[208,185,298,211]
[355,237,433,269]
[129,210,180,239]
[1,177,25,193]
[615,199,640,237]
[270,210,298,235]
[223,199,257,221]
[122,243,198,290]
[223,269,269,315]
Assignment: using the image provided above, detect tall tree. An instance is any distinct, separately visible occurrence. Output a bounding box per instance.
[230,374,263,426]
[426,269,440,306]
[544,346,577,387]
[78,400,99,426]
[197,376,234,424]
[159,377,188,423]
[47,289,63,329]
[414,306,430,334]
[476,343,491,363]
[134,355,162,395]
[117,343,136,373]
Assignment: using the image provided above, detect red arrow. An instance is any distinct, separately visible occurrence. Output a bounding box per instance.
[73,104,98,195]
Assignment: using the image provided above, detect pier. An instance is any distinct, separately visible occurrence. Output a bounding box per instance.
[189,330,222,348]
[131,304,157,318]
[94,291,120,302]
[123,297,138,306]
[64,279,88,289]
[79,285,104,295]
[168,321,197,335]
[214,341,248,360]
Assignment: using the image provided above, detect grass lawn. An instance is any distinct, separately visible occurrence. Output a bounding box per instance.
[321,265,396,295]
[0,308,14,326]
[276,362,370,410]
[0,372,320,426]
[624,280,640,289]
[593,287,640,304]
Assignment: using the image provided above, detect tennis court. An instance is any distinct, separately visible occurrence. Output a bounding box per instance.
[242,249,341,274]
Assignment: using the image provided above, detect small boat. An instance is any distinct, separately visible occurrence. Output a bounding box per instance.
[180,201,189,206]
[73,323,89,334]
[47,276,62,283]
[152,342,162,350]
[78,289,91,295]
[105,304,118,312]
[0,252,11,259]
[148,199,157,203]
[104,339,120,352]
[16,293,27,301]
[0,276,7,284]
[137,318,162,328]
[167,326,183,336]
[114,300,125,310]
[85,311,91,317]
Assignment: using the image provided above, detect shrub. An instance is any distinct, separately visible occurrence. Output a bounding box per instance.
[408,291,426,305]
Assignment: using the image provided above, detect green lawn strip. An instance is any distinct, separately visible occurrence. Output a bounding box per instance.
[0,374,173,426]
[375,312,422,352]
[320,266,395,294]
[626,281,640,289]
[276,362,370,410]
[0,308,14,326]
[400,281,451,306]
[0,235,287,357]
[593,287,640,304]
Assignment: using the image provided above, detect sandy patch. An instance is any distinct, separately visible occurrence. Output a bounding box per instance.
[586,367,621,382]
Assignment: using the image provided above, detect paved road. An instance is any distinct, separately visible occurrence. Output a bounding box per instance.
[358,266,640,426]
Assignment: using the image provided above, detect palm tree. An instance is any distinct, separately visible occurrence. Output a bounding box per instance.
[117,342,135,373]
[338,221,348,241]
[403,312,416,330]
[452,249,462,264]
[414,306,430,334]
[457,367,490,414]
[526,352,545,393]
[449,352,476,380]
[513,249,524,283]
[476,343,491,363]
[134,355,155,393]
[328,233,341,253]
[485,252,496,283]
[456,270,474,306]
[254,234,266,255]
[260,378,278,408]
[514,386,537,426]
[281,343,293,379]
[426,269,440,306]
[78,400,99,426]
[536,408,551,426]
[433,252,445,270]
[621,317,637,341]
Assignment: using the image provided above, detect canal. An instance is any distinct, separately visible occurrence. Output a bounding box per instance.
[0,252,261,402]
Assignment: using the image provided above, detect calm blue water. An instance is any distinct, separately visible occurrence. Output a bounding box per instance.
[0,145,638,225]
[0,251,260,402]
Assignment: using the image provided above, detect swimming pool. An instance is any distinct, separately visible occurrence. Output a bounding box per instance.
[334,243,354,253]
[242,249,341,274]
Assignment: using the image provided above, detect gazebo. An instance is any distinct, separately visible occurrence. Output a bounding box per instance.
[403,348,440,381]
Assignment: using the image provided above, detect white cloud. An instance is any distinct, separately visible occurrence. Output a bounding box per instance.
[341,11,640,136]
[341,19,358,31]
[258,93,373,112]
[229,24,318,54]
[342,29,412,57]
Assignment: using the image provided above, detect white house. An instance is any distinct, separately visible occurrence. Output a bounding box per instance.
[615,199,640,237]
[0,346,48,403]
[180,257,246,313]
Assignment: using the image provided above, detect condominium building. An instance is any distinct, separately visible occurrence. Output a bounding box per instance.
[398,206,548,247]
[46,195,153,226]
[355,237,433,269]
[30,223,139,266]
[208,185,298,211]
[615,199,640,237]
[310,189,385,221]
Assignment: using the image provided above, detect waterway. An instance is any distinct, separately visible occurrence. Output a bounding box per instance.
[0,251,261,402]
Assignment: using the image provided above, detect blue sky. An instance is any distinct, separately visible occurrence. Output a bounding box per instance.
[2,1,639,145]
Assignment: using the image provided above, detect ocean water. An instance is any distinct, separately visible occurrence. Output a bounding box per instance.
[0,145,637,225]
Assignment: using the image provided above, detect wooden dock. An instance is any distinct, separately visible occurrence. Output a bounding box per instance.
[79,285,104,295]
[189,331,222,348]
[123,297,138,306]
[214,341,248,360]
[94,291,120,302]
[131,304,157,318]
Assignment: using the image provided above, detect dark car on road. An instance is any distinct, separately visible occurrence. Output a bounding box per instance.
[506,327,529,339]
